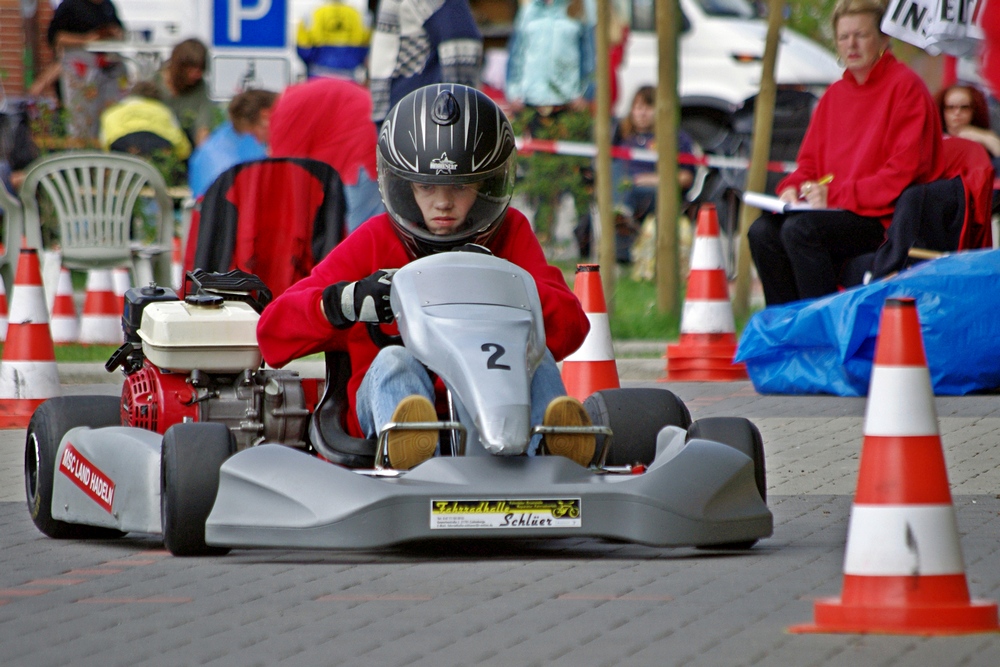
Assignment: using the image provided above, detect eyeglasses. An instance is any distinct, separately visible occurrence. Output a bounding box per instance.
[945,104,972,112]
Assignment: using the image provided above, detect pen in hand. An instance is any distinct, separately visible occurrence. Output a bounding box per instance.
[799,174,834,199]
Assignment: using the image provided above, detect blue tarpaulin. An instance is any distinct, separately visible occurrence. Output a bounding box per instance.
[735,249,1000,396]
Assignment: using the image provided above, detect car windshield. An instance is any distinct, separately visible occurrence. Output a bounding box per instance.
[695,0,757,19]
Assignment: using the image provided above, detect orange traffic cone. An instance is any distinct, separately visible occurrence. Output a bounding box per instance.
[791,297,998,635]
[561,264,619,401]
[665,204,747,381]
[0,248,61,427]
[0,276,8,342]
[78,269,121,345]
[171,235,183,290]
[49,267,80,344]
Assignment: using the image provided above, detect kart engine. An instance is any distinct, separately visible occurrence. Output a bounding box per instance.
[108,273,311,452]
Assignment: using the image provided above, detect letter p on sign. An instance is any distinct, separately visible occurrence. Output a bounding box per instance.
[229,0,272,42]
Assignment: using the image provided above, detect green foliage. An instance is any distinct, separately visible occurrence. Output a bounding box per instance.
[29,103,71,147]
[785,0,840,49]
[146,147,187,189]
[510,108,594,248]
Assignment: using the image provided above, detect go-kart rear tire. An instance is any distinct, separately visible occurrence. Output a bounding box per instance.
[161,423,235,556]
[584,388,692,466]
[687,417,767,551]
[24,396,126,539]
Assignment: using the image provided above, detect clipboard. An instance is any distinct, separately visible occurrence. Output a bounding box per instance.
[741,191,840,214]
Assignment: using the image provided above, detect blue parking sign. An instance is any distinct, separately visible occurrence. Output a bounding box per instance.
[214,0,287,48]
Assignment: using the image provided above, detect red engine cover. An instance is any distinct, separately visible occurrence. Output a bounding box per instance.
[121,364,198,433]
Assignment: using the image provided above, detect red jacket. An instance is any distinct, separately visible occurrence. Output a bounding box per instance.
[269,78,379,186]
[778,52,945,227]
[941,135,995,251]
[257,209,590,437]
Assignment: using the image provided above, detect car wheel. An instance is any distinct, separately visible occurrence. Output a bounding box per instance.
[161,423,234,556]
[681,109,733,155]
[584,388,692,466]
[25,396,126,539]
[687,417,767,551]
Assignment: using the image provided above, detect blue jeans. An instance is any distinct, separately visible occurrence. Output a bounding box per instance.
[344,167,385,233]
[355,346,567,455]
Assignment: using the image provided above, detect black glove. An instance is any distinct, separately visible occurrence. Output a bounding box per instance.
[322,269,397,329]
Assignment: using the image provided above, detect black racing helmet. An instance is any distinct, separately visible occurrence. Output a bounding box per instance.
[377,84,517,256]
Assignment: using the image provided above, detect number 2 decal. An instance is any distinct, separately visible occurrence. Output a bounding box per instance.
[481,343,511,370]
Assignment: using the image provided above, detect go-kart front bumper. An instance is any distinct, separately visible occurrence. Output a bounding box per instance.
[205,438,773,550]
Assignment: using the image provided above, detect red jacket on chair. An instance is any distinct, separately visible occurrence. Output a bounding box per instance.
[186,157,346,297]
[941,135,995,251]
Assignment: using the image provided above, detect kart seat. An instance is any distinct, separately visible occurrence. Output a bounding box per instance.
[308,350,377,468]
[189,157,347,299]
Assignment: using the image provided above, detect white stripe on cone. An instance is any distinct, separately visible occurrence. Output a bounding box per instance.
[563,313,614,362]
[843,504,965,576]
[690,235,726,270]
[112,267,131,297]
[41,249,61,313]
[680,300,736,334]
[864,366,939,436]
[9,285,48,323]
[171,236,183,290]
[79,270,121,345]
[0,361,62,399]
[50,268,79,344]
[79,316,120,344]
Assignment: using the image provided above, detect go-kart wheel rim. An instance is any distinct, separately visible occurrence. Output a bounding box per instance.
[25,433,42,517]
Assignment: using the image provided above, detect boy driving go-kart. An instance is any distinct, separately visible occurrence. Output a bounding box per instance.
[257,83,597,470]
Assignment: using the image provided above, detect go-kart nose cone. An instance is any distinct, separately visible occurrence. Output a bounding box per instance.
[477,404,531,455]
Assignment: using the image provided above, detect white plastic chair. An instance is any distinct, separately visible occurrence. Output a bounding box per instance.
[0,179,25,294]
[20,150,174,287]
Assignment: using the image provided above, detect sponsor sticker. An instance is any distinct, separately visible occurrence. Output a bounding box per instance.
[58,443,116,513]
[430,498,581,530]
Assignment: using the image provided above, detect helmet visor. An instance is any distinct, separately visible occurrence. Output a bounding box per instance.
[379,151,515,250]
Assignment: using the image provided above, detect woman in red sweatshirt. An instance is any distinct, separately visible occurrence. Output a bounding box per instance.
[747,0,945,305]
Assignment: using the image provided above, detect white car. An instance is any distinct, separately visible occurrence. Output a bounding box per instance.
[616,0,841,150]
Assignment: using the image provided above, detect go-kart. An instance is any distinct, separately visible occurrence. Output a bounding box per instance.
[25,252,772,556]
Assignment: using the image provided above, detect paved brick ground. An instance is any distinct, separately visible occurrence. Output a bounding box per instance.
[1,380,999,666]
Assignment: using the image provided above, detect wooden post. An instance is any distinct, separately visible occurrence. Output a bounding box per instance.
[595,0,616,305]
[733,0,784,319]
[654,0,680,317]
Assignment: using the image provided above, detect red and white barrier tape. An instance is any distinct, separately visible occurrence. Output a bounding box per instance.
[515,138,1000,190]
[514,137,798,174]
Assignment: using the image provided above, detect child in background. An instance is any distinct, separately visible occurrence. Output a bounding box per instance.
[157,39,222,147]
[187,89,277,198]
[612,85,695,264]
[99,81,191,162]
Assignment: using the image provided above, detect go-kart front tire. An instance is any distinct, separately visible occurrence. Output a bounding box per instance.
[25,396,126,539]
[686,417,767,551]
[584,388,692,466]
[161,423,235,556]
[686,417,766,502]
